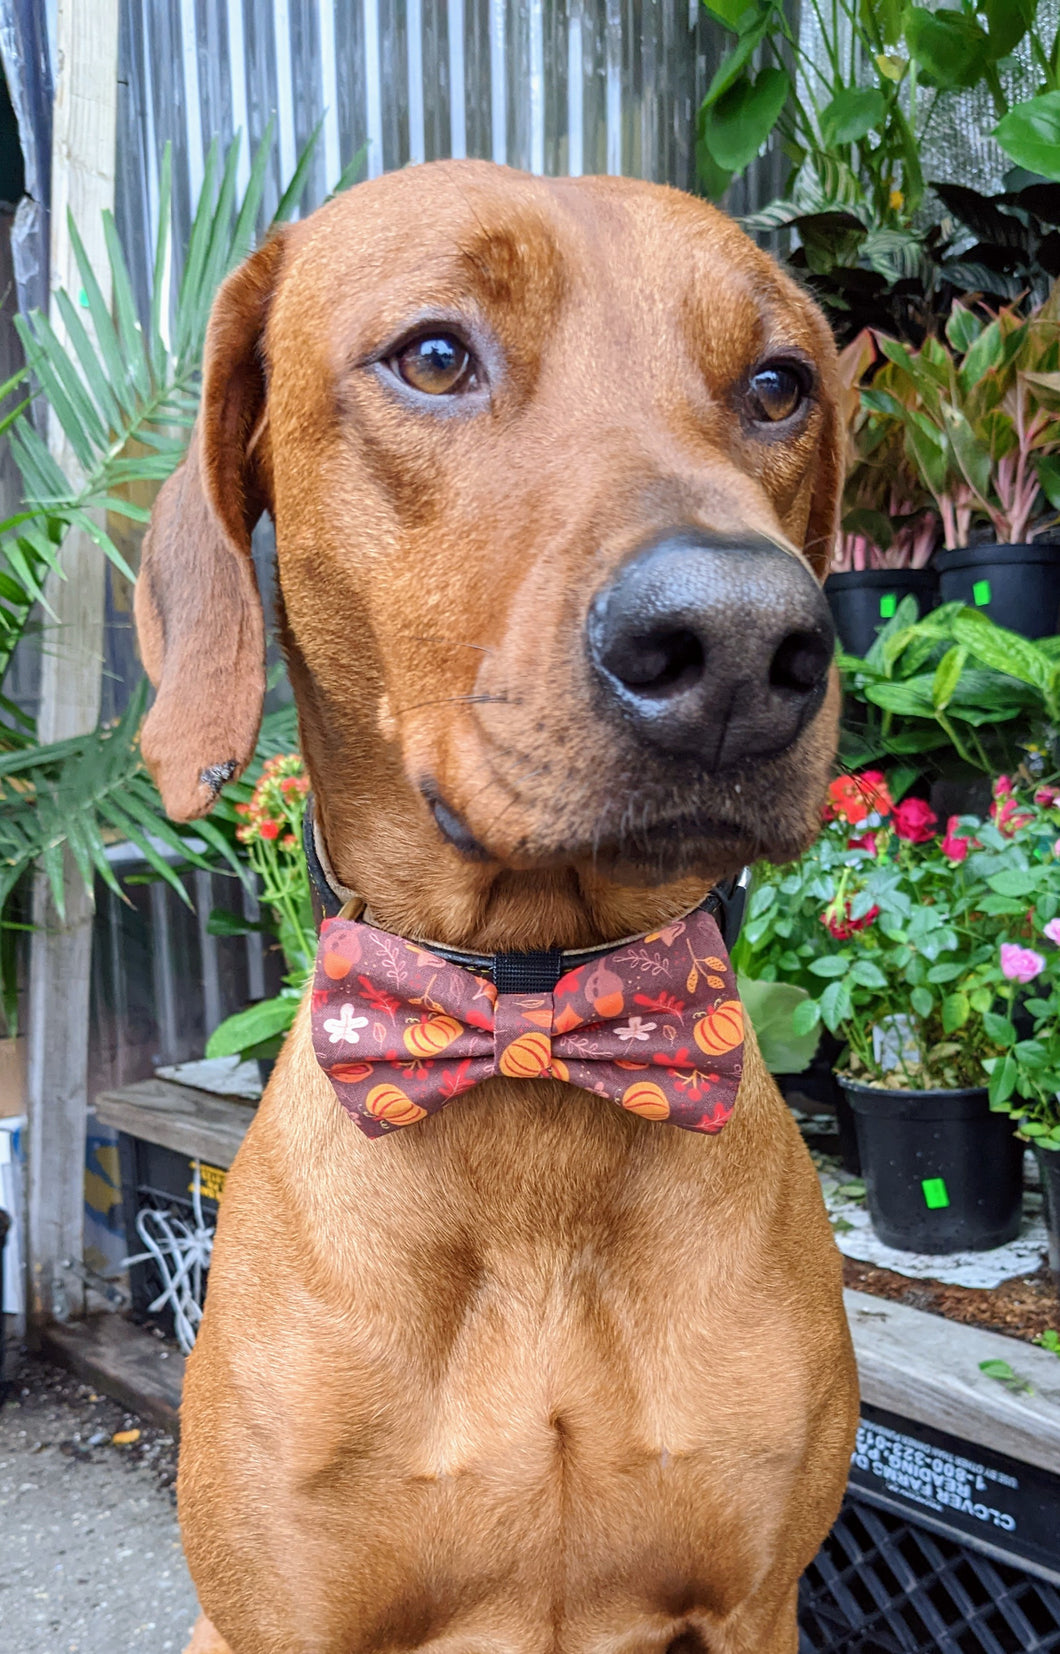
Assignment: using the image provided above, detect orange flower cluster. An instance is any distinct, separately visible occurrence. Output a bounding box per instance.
[234,753,309,850]
[824,769,894,826]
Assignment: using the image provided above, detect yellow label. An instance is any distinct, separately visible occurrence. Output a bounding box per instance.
[190,1160,226,1205]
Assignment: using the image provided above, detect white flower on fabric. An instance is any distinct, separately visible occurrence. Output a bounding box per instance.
[616,1016,657,1042]
[324,1004,369,1045]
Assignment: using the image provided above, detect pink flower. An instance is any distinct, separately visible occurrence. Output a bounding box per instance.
[847,831,879,855]
[892,797,938,843]
[941,816,972,861]
[1035,786,1060,807]
[1054,838,1060,859]
[1044,919,1060,947]
[1000,943,1046,983]
[991,774,1033,836]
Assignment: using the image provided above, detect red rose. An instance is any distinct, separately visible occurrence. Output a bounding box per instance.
[822,900,880,940]
[941,816,972,861]
[892,797,938,843]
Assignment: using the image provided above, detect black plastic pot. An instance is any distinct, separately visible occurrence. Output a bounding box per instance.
[824,568,938,658]
[840,1079,1023,1253]
[934,543,1060,639]
[1036,1145,1060,1293]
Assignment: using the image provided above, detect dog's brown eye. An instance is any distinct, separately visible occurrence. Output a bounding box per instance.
[393,334,473,395]
[748,363,805,423]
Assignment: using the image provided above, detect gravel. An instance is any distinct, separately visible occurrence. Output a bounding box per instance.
[0,1350,199,1653]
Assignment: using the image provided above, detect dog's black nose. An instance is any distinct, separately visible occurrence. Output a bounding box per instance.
[586,530,834,767]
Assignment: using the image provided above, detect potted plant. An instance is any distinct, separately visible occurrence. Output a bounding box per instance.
[862,292,1060,638]
[767,769,1051,1252]
[837,597,1060,822]
[204,754,315,1072]
[825,332,940,656]
[968,788,1060,1287]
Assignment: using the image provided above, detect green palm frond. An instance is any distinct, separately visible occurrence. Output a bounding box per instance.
[0,681,244,923]
[0,119,307,701]
[0,127,337,1023]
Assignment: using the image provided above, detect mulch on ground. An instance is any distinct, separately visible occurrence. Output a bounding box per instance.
[842,1256,1059,1345]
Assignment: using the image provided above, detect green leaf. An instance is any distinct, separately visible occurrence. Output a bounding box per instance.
[979,1357,1032,1393]
[701,0,756,25]
[905,6,992,89]
[206,906,264,938]
[808,955,852,977]
[984,1011,1018,1047]
[737,976,821,1073]
[989,1053,1019,1105]
[205,994,298,1060]
[951,611,1057,707]
[932,645,967,712]
[274,114,325,222]
[850,959,888,989]
[820,87,887,146]
[910,985,934,1018]
[791,997,822,1037]
[987,869,1041,897]
[942,991,970,1033]
[700,66,790,174]
[996,94,1060,182]
[820,977,854,1032]
[946,304,984,353]
[981,0,1035,59]
[1036,453,1060,509]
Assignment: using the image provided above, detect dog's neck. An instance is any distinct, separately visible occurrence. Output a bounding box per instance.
[305,783,715,955]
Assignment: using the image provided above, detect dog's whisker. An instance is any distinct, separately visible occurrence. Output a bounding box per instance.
[391,693,512,715]
[400,634,495,654]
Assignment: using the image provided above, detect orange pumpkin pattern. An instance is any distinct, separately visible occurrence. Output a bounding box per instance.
[693,999,744,1058]
[621,1081,671,1121]
[403,1014,462,1058]
[364,1083,426,1127]
[311,904,742,1138]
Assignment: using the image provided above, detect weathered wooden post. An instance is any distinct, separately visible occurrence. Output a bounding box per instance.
[25,0,120,1323]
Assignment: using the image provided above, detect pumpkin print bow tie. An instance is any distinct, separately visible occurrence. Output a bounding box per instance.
[311,906,745,1138]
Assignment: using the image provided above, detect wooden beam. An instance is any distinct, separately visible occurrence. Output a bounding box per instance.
[94,1078,254,1171]
[847,1289,1060,1477]
[26,0,120,1324]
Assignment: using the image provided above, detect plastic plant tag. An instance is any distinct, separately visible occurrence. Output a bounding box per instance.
[872,1014,920,1073]
[879,593,897,618]
[973,578,992,607]
[922,1177,950,1209]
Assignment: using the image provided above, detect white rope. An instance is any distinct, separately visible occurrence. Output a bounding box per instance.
[121,1162,214,1355]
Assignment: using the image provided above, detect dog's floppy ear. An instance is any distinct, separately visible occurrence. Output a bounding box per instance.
[135,233,286,821]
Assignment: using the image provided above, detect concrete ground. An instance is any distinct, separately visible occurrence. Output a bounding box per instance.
[0,1351,199,1653]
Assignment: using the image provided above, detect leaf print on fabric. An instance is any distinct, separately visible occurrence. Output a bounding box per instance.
[323,1004,369,1045]
[616,1017,657,1042]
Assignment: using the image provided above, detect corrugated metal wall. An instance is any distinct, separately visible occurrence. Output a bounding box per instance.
[114,1,780,315]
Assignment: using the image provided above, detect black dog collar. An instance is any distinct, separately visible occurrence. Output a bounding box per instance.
[302,797,749,993]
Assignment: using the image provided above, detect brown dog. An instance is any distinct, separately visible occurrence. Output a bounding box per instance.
[135,160,857,1654]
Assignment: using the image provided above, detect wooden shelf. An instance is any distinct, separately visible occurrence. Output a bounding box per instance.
[93,1078,254,1170]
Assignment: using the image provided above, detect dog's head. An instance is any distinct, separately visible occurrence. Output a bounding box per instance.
[137,162,841,934]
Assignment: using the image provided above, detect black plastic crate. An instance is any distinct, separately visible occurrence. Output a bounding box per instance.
[117,1134,224,1338]
[799,1495,1060,1652]
[799,1406,1060,1653]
